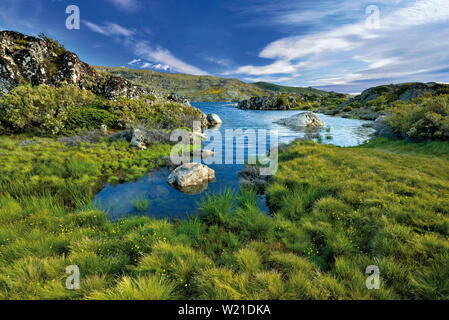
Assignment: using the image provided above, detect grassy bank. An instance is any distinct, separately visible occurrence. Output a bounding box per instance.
[0,136,448,299]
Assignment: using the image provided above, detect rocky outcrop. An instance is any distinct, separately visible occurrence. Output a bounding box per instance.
[103,76,145,100]
[238,95,290,110]
[342,82,449,108]
[0,31,95,93]
[275,112,325,128]
[167,163,215,193]
[207,113,222,126]
[0,30,148,100]
[167,93,190,105]
[370,116,398,139]
[318,82,449,121]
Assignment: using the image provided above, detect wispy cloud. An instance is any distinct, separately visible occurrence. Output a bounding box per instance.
[83,18,206,75]
[83,21,136,37]
[226,0,449,90]
[135,41,208,75]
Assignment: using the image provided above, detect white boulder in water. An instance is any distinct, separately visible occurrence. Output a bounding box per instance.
[207,113,222,126]
[275,112,325,128]
[167,163,215,190]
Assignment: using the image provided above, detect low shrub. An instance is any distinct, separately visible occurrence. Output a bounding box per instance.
[387,95,449,141]
[66,107,118,132]
[0,85,205,136]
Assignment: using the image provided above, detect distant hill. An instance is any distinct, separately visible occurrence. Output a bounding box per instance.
[95,66,331,102]
[252,82,330,96]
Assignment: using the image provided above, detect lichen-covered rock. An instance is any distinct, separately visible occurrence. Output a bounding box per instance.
[130,128,147,150]
[167,93,190,105]
[167,163,215,192]
[275,112,325,128]
[0,31,96,92]
[0,30,148,100]
[370,116,399,139]
[103,76,143,100]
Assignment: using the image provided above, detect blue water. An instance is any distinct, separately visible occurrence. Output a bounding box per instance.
[94,102,375,221]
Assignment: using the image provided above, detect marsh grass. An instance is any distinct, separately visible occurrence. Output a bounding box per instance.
[0,135,448,299]
[133,195,151,214]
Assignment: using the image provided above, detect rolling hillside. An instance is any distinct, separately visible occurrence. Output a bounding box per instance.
[95,66,331,102]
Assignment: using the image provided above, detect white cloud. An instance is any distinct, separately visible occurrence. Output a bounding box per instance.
[83,21,135,37]
[242,76,294,83]
[128,58,142,65]
[140,62,171,71]
[135,42,208,75]
[225,60,300,76]
[226,0,449,88]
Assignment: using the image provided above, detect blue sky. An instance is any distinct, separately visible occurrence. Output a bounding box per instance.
[1,0,449,93]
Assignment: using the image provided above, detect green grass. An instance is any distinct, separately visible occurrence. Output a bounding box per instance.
[133,195,151,214]
[0,135,448,299]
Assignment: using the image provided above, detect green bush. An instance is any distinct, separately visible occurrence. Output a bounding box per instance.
[387,95,449,141]
[0,85,205,135]
[0,85,98,134]
[66,107,117,132]
[367,96,388,111]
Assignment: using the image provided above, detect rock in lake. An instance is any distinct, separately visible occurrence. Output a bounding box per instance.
[167,163,215,192]
[207,113,222,126]
[275,112,325,128]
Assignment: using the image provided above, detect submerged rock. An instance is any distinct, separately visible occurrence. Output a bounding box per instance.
[167,163,215,192]
[207,113,222,126]
[238,165,273,194]
[275,112,325,128]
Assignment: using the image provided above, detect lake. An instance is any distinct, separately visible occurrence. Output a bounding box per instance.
[94,102,375,221]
